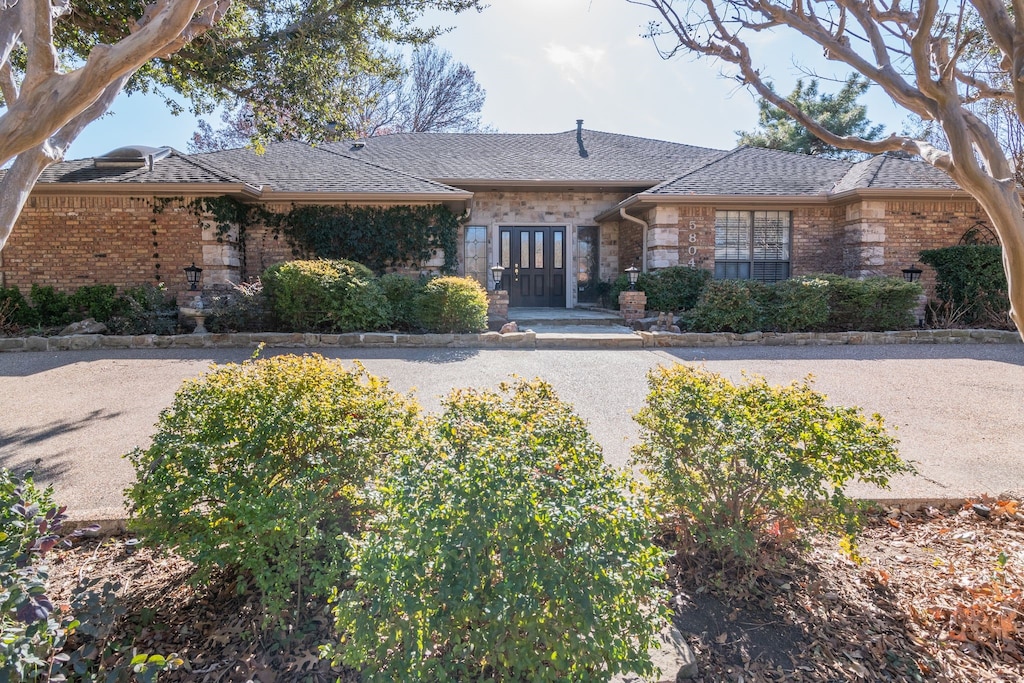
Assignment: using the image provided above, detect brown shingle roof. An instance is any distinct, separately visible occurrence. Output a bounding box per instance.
[37,132,964,199]
[323,129,726,184]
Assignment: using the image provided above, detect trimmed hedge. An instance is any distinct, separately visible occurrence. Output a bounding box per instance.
[379,273,425,331]
[687,279,765,333]
[815,275,920,332]
[262,259,390,333]
[415,276,488,333]
[679,274,918,333]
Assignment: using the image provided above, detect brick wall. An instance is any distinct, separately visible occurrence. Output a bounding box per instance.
[635,199,981,285]
[882,199,988,291]
[1,194,204,295]
[791,205,845,275]
[0,191,991,302]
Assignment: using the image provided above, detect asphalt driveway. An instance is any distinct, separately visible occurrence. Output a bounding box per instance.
[1,344,1021,521]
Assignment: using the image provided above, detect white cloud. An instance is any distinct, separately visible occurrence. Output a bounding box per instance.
[543,44,608,85]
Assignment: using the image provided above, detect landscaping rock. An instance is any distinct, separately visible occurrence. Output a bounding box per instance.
[59,318,107,336]
[499,321,519,334]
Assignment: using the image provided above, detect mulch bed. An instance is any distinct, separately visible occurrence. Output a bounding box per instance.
[48,498,1023,682]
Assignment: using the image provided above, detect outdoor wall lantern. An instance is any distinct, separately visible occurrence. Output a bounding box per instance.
[625,265,640,291]
[902,266,923,283]
[184,262,203,290]
[490,264,505,290]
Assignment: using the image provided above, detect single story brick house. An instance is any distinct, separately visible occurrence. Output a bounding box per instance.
[0,121,991,308]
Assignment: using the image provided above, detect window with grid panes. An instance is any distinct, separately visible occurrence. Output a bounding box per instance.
[714,210,791,283]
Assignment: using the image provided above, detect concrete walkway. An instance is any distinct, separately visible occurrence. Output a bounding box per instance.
[1,343,1022,524]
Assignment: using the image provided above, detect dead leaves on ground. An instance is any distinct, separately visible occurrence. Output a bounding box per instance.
[44,497,1024,682]
[673,497,1024,682]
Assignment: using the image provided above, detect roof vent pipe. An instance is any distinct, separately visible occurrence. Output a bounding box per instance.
[576,119,588,158]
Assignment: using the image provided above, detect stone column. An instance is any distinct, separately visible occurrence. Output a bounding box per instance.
[843,201,886,278]
[200,217,242,287]
[487,290,509,319]
[647,206,680,269]
[618,290,647,324]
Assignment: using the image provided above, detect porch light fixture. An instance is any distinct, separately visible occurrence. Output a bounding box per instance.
[490,264,505,290]
[902,266,922,283]
[184,262,203,290]
[625,265,640,291]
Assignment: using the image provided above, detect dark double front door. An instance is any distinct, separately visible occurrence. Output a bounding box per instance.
[499,226,566,307]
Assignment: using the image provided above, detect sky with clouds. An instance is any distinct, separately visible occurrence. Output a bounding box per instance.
[66,0,913,160]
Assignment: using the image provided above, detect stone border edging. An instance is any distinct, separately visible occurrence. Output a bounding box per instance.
[0,327,1019,353]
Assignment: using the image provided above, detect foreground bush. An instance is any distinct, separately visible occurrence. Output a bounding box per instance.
[126,354,419,617]
[0,470,107,680]
[262,259,390,332]
[331,379,665,682]
[414,275,488,333]
[632,365,912,560]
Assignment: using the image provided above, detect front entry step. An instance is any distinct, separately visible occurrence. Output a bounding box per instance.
[506,307,626,328]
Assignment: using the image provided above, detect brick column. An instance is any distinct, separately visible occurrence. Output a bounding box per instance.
[487,290,509,319]
[618,290,647,324]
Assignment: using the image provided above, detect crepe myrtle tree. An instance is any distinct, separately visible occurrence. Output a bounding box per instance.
[629,0,1024,339]
[0,0,481,255]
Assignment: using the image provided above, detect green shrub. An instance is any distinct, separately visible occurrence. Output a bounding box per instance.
[29,285,70,327]
[126,354,420,617]
[108,284,177,335]
[331,379,665,682]
[920,245,1009,327]
[686,279,766,333]
[262,259,390,332]
[816,274,920,331]
[762,276,831,332]
[68,284,122,322]
[642,266,711,312]
[414,275,488,333]
[609,267,710,314]
[632,365,912,560]
[379,273,425,331]
[0,286,36,328]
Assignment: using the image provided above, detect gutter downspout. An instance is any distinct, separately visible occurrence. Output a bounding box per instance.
[619,207,649,273]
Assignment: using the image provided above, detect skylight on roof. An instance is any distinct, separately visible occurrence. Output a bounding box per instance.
[94,146,171,169]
